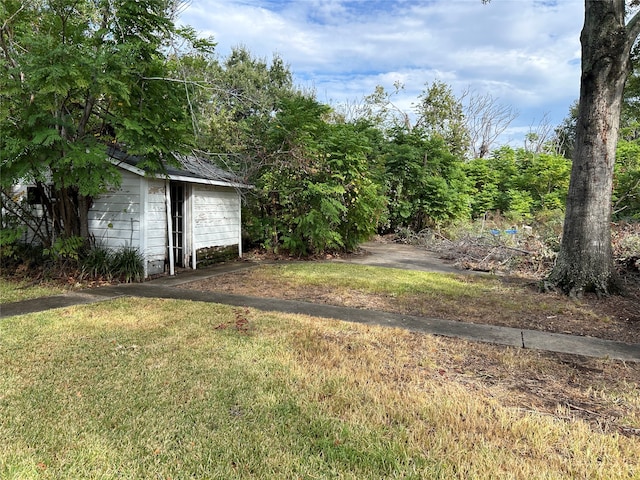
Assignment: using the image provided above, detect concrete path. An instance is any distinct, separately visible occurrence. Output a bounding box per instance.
[332,241,468,275]
[1,249,639,362]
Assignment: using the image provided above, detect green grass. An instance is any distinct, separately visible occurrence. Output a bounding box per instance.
[213,263,606,326]
[275,262,484,297]
[0,278,68,304]
[1,298,637,479]
[0,299,438,478]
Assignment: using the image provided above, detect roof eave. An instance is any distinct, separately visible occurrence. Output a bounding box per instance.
[107,158,252,189]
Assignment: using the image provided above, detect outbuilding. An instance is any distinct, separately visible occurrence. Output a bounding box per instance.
[90,148,249,278]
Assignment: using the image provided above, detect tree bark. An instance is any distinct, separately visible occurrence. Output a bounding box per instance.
[78,194,91,240]
[547,0,639,297]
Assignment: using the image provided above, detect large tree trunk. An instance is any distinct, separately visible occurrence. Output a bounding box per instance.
[547,0,637,297]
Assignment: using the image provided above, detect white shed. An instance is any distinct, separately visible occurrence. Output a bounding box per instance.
[91,149,249,278]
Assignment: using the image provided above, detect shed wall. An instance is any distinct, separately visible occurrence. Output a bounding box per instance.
[88,171,141,249]
[88,171,169,276]
[144,179,169,275]
[192,185,240,252]
[10,161,244,279]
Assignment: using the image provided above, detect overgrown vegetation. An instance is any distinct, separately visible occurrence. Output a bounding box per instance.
[1,298,637,478]
[1,1,638,284]
[244,94,386,255]
[0,241,144,286]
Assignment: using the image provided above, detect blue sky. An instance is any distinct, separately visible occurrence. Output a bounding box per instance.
[179,0,584,146]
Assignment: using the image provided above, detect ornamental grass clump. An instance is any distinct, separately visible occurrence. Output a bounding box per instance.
[80,245,114,280]
[79,245,144,283]
[111,246,144,283]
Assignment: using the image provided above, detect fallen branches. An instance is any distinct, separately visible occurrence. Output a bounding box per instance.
[398,222,639,279]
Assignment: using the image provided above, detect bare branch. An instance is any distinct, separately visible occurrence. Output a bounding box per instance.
[464,91,518,158]
[524,113,554,153]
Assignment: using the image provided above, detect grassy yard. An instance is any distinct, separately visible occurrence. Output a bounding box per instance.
[209,263,606,320]
[183,262,640,343]
[1,297,638,479]
[0,278,69,304]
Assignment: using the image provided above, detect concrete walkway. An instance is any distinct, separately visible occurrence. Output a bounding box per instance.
[1,258,638,362]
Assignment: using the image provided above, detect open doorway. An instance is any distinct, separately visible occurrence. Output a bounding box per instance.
[170,182,185,268]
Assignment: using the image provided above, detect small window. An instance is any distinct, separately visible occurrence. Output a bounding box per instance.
[26,187,44,205]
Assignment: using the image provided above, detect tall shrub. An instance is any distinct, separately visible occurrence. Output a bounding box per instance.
[384,129,470,231]
[245,94,385,255]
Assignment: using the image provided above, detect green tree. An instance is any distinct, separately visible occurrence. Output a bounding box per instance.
[383,128,470,231]
[0,0,206,246]
[485,146,519,212]
[466,146,571,221]
[186,47,293,176]
[414,80,470,158]
[464,158,500,217]
[359,80,518,160]
[516,152,571,212]
[360,82,413,133]
[246,93,385,255]
[359,80,471,156]
[546,0,640,296]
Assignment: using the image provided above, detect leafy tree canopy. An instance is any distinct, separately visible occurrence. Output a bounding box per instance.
[466,146,571,222]
[383,127,470,231]
[245,93,386,255]
[1,0,213,241]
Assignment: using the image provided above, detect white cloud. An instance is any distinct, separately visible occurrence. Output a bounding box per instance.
[179,0,585,144]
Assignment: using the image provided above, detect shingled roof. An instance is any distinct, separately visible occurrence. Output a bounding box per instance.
[106,146,250,188]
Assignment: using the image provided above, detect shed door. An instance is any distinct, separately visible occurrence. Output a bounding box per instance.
[170,182,185,268]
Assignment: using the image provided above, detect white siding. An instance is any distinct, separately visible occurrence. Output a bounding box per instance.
[13,162,244,278]
[144,179,169,275]
[192,185,240,250]
[88,171,141,249]
[89,172,169,277]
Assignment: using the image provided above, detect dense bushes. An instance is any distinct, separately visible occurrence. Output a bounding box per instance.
[0,235,144,283]
[244,94,386,255]
[383,130,471,231]
[241,94,638,256]
[465,147,571,222]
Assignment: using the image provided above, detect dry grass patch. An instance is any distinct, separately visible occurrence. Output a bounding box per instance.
[284,319,640,477]
[183,263,640,343]
[1,298,637,479]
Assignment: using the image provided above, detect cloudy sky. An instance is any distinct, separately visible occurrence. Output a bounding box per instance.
[179,0,584,145]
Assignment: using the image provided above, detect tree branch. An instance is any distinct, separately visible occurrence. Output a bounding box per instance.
[77,94,96,139]
[0,4,26,81]
[626,8,640,46]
